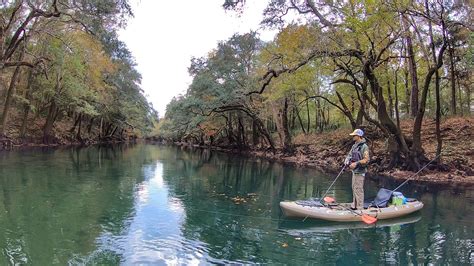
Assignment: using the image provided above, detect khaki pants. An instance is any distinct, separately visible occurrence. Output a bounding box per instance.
[351,173,365,209]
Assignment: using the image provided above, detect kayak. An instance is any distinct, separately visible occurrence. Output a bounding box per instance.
[279,200,423,222]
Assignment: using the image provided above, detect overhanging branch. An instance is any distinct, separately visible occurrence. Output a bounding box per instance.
[246,49,363,96]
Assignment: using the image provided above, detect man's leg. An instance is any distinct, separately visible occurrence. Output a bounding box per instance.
[352,173,365,209]
[351,173,356,209]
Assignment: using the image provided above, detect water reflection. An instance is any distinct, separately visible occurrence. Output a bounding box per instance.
[0,145,472,264]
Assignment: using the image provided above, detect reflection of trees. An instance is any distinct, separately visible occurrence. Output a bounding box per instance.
[159,147,353,263]
[368,177,473,264]
[0,144,151,264]
[2,144,469,264]
[159,146,473,264]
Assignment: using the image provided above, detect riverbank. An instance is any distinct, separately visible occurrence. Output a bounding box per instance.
[3,113,472,187]
[173,117,474,187]
[0,112,134,150]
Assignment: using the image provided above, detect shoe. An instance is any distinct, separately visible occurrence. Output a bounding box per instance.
[350,207,357,210]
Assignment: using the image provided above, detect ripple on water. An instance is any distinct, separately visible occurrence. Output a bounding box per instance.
[119,234,214,264]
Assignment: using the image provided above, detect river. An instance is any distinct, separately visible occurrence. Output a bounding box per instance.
[0,144,472,264]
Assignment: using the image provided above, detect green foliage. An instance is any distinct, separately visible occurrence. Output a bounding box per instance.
[158,0,473,152]
[0,0,156,141]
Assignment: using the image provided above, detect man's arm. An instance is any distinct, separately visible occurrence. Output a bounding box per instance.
[358,145,370,166]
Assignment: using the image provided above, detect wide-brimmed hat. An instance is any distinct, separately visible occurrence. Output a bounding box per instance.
[349,129,364,137]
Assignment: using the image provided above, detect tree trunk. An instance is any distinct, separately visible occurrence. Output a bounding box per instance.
[282,98,292,151]
[387,79,394,118]
[253,116,274,150]
[456,77,464,115]
[290,105,296,130]
[0,55,23,136]
[315,99,321,132]
[227,112,235,145]
[412,44,447,168]
[43,101,58,144]
[425,0,442,162]
[404,69,410,115]
[465,79,471,115]
[364,61,411,167]
[434,68,442,162]
[335,91,357,129]
[355,107,364,126]
[320,106,325,131]
[272,98,292,152]
[70,113,81,133]
[394,69,401,129]
[237,112,246,147]
[403,16,419,117]
[326,107,330,126]
[294,105,306,134]
[20,68,35,138]
[120,128,125,140]
[110,126,118,137]
[76,115,83,141]
[448,44,457,115]
[252,119,259,147]
[99,117,103,139]
[87,118,94,134]
[104,122,113,137]
[306,96,310,132]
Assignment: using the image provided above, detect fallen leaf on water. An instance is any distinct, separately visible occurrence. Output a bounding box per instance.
[282,243,288,248]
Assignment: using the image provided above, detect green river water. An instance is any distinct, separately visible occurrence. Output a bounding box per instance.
[0,144,472,265]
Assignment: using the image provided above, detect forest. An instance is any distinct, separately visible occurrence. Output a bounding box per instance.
[0,0,157,146]
[157,0,473,173]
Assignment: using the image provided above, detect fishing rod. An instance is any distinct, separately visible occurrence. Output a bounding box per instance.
[319,165,346,203]
[315,164,378,225]
[392,153,442,192]
[301,165,346,222]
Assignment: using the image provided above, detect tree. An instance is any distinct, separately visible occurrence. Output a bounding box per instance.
[0,0,156,143]
[222,0,472,169]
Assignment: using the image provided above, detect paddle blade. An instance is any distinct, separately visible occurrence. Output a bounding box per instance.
[361,214,377,225]
[323,196,335,203]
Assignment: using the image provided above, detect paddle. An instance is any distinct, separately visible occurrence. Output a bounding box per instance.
[323,196,378,225]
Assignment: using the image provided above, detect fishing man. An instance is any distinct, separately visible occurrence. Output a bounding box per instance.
[344,129,370,210]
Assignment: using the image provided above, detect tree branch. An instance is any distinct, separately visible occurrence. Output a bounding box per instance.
[306,0,337,27]
[299,95,345,114]
[246,49,363,95]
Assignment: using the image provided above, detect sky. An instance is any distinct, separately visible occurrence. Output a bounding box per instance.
[118,0,276,117]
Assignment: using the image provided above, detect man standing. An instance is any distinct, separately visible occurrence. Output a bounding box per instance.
[344,129,370,210]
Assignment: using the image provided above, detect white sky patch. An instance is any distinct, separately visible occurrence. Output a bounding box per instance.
[118,0,276,117]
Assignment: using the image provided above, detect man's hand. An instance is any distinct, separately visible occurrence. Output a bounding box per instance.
[344,157,349,165]
[349,162,357,169]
